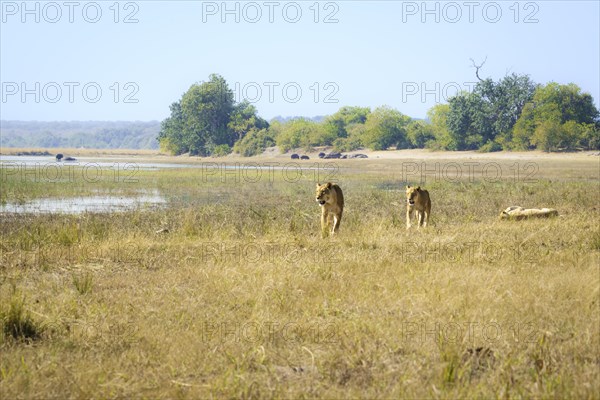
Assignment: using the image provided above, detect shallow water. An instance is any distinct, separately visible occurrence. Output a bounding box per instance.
[0,155,196,170]
[1,192,166,214]
[0,155,329,171]
[0,155,331,214]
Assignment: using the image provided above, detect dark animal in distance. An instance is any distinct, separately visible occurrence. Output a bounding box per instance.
[291,154,299,159]
[323,152,342,159]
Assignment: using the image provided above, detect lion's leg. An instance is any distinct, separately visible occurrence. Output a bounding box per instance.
[333,211,342,234]
[330,215,337,236]
[321,210,329,238]
[423,210,428,227]
[424,202,431,227]
[329,214,337,236]
[406,208,412,229]
[417,210,423,228]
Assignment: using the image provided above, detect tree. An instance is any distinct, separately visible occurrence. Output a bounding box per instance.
[512,102,537,150]
[447,91,490,150]
[275,118,326,152]
[228,100,269,143]
[362,106,411,150]
[531,120,565,152]
[158,74,234,155]
[426,103,452,150]
[323,106,371,138]
[446,72,536,150]
[180,74,235,155]
[579,123,600,150]
[159,74,273,156]
[483,74,537,146]
[158,101,186,154]
[513,82,600,151]
[406,120,435,148]
[532,82,598,124]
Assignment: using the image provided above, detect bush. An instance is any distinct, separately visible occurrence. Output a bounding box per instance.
[333,137,362,152]
[276,119,323,152]
[424,139,446,151]
[478,140,503,153]
[212,144,232,157]
[233,129,275,157]
[406,120,435,148]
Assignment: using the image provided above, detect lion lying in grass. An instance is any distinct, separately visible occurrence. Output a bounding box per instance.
[499,206,559,220]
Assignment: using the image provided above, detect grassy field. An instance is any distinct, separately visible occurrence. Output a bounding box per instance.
[1,152,599,398]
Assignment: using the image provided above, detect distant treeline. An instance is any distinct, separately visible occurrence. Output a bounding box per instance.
[158,74,600,156]
[0,121,160,149]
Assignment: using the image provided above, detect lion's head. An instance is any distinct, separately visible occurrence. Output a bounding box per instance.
[406,185,422,208]
[316,182,334,206]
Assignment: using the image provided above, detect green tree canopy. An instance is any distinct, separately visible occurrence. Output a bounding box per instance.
[426,103,452,150]
[323,106,371,138]
[275,118,327,152]
[158,101,186,154]
[406,120,435,148]
[446,73,536,150]
[159,74,268,156]
[362,106,411,150]
[180,74,234,155]
[159,73,598,156]
[228,100,269,143]
[446,92,488,150]
[513,82,599,151]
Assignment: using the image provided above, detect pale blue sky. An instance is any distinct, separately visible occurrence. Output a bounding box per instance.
[1,0,598,121]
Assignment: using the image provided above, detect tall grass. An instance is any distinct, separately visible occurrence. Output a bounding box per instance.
[0,154,598,398]
[0,292,42,342]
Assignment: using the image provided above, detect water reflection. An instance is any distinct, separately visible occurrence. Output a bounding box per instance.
[1,191,166,214]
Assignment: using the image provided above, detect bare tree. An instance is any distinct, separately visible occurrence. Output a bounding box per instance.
[470,57,488,82]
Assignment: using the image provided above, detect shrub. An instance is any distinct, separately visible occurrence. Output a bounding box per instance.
[478,140,503,153]
[212,144,232,157]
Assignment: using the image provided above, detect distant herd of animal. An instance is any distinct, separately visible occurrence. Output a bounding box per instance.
[315,182,559,237]
[291,152,369,160]
[55,153,76,162]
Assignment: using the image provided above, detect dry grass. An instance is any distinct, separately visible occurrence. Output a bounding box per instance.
[0,154,599,398]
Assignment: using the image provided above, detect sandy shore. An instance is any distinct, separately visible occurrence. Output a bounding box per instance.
[1,146,599,163]
[275,148,600,161]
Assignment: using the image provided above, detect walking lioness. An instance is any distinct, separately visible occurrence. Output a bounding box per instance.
[406,185,431,229]
[315,182,344,237]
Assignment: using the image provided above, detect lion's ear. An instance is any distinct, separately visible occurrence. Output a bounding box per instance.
[316,182,321,187]
[406,185,411,189]
[326,182,332,188]
[416,186,421,191]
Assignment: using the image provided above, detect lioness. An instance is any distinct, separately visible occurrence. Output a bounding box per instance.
[499,206,559,220]
[406,185,431,229]
[315,182,344,237]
